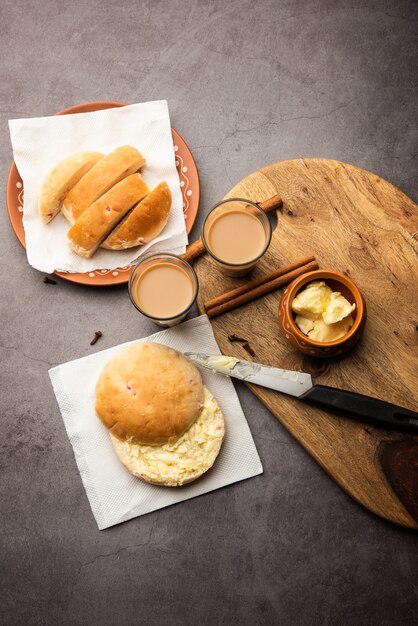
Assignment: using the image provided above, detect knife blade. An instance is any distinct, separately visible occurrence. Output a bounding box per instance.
[185,352,418,434]
[185,352,313,397]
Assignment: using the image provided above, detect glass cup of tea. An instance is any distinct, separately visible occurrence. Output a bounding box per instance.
[129,253,199,327]
[201,198,272,277]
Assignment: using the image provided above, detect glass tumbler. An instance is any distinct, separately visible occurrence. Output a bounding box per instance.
[129,253,199,327]
[201,198,272,277]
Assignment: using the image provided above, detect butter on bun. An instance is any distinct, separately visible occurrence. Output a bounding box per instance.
[95,343,225,486]
[62,145,146,224]
[101,181,171,250]
[39,151,103,224]
[110,387,225,486]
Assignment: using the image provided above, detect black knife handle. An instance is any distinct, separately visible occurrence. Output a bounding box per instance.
[300,385,418,433]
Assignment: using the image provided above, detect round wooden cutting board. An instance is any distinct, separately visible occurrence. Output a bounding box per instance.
[195,158,418,529]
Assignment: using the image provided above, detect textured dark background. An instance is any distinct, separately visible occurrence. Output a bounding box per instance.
[1,1,417,625]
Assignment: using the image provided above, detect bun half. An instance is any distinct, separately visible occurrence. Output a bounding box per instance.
[67,174,149,258]
[102,181,171,250]
[95,343,204,446]
[62,145,146,223]
[39,151,103,224]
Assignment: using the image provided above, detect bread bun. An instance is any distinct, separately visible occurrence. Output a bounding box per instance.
[102,181,171,250]
[39,151,103,224]
[110,387,225,486]
[62,145,145,224]
[67,174,149,258]
[95,343,204,446]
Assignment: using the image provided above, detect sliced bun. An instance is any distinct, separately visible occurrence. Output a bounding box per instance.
[110,386,225,486]
[95,343,204,446]
[102,181,171,250]
[67,174,149,258]
[62,145,146,224]
[38,151,103,224]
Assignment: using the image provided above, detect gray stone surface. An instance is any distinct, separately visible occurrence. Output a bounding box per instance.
[1,0,417,624]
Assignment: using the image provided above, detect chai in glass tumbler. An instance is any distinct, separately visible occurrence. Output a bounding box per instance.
[201,198,272,277]
[129,253,199,327]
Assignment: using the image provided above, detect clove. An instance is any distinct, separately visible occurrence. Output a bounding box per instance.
[90,331,103,346]
[242,342,256,357]
[228,333,249,343]
[43,276,57,284]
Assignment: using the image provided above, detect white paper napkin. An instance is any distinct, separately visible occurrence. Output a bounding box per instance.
[8,101,188,273]
[48,316,263,529]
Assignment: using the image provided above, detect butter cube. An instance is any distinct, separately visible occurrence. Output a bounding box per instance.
[308,316,354,342]
[322,292,356,324]
[292,281,332,319]
[295,315,315,335]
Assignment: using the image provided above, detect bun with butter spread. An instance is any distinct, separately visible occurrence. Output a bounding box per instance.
[95,343,225,486]
[101,182,171,250]
[62,145,146,224]
[39,151,104,224]
[67,174,149,259]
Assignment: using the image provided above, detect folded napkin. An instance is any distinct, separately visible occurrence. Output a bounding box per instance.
[48,316,263,529]
[9,100,187,273]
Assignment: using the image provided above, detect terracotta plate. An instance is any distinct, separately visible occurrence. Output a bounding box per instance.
[6,100,200,286]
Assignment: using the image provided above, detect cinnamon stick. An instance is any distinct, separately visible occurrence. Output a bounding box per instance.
[181,238,206,264]
[258,194,283,213]
[205,258,318,319]
[205,255,316,311]
[180,193,283,264]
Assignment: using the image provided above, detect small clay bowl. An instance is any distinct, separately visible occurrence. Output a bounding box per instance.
[278,269,366,358]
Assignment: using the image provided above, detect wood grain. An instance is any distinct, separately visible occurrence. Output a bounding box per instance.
[195,158,418,529]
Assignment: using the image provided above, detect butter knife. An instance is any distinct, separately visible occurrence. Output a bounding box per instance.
[185,352,418,433]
